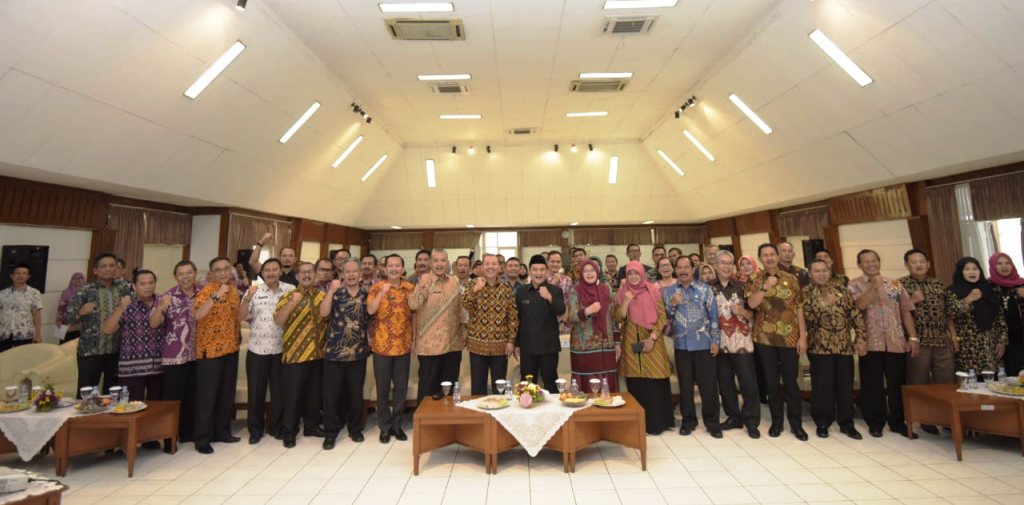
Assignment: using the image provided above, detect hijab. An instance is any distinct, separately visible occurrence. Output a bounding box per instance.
[988,253,1024,289]
[738,255,760,281]
[949,257,1002,331]
[574,260,611,337]
[615,261,660,330]
[60,272,85,305]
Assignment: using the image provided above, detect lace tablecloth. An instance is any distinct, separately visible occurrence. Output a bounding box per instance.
[0,407,78,461]
[958,387,1024,402]
[0,470,64,504]
[457,397,590,457]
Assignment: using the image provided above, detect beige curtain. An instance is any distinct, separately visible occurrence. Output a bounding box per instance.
[106,205,146,273]
[227,213,292,258]
[572,228,613,245]
[518,229,563,248]
[144,209,191,246]
[433,231,479,249]
[969,171,1024,221]
[653,226,706,245]
[370,232,424,251]
[611,227,654,246]
[779,206,829,239]
[926,185,963,285]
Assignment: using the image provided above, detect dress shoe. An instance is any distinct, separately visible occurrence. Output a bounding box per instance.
[791,427,809,441]
[380,431,391,444]
[196,445,214,455]
[747,427,761,439]
[323,437,336,451]
[283,438,296,449]
[142,441,162,450]
[393,428,408,441]
[678,426,692,436]
[896,429,919,439]
[248,435,261,445]
[841,427,863,440]
[351,431,365,443]
[768,425,783,438]
[304,427,327,438]
[816,427,829,438]
[921,424,939,435]
[709,430,723,439]
[868,429,883,438]
[215,435,241,443]
[720,418,743,431]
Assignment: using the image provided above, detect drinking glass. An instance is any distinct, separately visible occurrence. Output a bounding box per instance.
[495,380,507,396]
[589,379,601,397]
[4,387,16,403]
[555,379,566,394]
[440,381,452,404]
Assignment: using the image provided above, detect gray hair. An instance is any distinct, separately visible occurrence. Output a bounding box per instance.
[716,250,735,262]
[431,248,449,259]
[340,258,361,269]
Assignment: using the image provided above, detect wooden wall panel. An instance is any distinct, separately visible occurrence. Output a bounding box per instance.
[325,225,348,245]
[0,176,108,230]
[654,226,706,245]
[828,184,913,226]
[822,225,844,275]
[706,218,735,239]
[734,211,776,235]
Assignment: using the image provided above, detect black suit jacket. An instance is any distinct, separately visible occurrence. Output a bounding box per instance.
[515,282,566,355]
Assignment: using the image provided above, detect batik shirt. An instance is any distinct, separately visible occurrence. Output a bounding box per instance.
[194,283,241,359]
[898,276,968,348]
[65,279,133,356]
[848,276,914,353]
[463,280,519,356]
[157,283,203,365]
[325,287,370,362]
[662,281,719,351]
[246,282,295,356]
[803,283,865,355]
[0,285,42,342]
[409,275,464,356]
[275,286,327,364]
[367,281,414,356]
[710,279,754,354]
[117,297,163,377]
[744,270,806,348]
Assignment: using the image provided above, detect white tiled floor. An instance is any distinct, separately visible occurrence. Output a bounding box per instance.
[5,407,1024,505]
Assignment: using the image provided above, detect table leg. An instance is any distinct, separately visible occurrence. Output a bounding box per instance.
[950,405,964,461]
[413,417,420,476]
[639,410,647,471]
[904,391,915,441]
[125,424,138,478]
[1017,404,1024,457]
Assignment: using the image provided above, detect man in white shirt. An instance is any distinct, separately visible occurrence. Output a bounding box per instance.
[0,263,42,351]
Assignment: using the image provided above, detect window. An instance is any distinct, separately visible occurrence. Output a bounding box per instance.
[995,218,1023,276]
[483,231,517,259]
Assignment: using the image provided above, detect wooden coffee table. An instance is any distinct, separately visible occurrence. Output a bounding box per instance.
[903,384,1024,461]
[413,396,492,475]
[567,393,646,472]
[53,400,179,477]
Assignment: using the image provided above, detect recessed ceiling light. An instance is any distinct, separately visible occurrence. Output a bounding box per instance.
[236,0,247,11]
[468,146,475,154]
[642,220,655,225]
[728,94,773,135]
[604,0,678,9]
[439,114,481,119]
[332,135,364,168]
[417,74,471,81]
[570,222,579,226]
[683,130,715,162]
[426,159,437,188]
[656,149,684,177]
[279,102,320,143]
[579,72,633,79]
[466,224,475,228]
[391,225,403,229]
[571,144,578,152]
[361,154,389,182]
[608,156,619,184]
[566,111,609,117]
[379,3,454,13]
[183,41,245,99]
[808,29,873,87]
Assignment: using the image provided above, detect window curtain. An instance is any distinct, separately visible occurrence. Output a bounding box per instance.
[433,231,480,249]
[610,227,654,246]
[779,206,828,239]
[653,226,706,245]
[969,171,1024,221]
[572,228,613,246]
[144,209,191,246]
[370,232,424,251]
[926,185,963,285]
[227,213,292,258]
[518,229,563,248]
[106,205,146,273]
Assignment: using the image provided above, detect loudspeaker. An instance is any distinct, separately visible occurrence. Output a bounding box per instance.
[236,249,254,280]
[801,239,825,269]
[719,244,735,254]
[0,246,49,293]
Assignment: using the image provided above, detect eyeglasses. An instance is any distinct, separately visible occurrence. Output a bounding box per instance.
[317,267,333,273]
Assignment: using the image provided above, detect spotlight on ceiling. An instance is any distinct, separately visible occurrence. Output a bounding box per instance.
[554,144,559,153]
[674,110,680,119]
[451,146,457,154]
[588,144,594,152]
[486,145,491,153]
[366,117,372,124]
[359,111,367,118]
[236,0,247,11]
[352,104,360,113]
[571,144,577,152]
[468,146,475,154]
[687,96,697,106]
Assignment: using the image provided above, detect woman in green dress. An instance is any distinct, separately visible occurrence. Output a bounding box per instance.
[566,259,619,391]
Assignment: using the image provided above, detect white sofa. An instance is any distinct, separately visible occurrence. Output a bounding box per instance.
[0,341,78,395]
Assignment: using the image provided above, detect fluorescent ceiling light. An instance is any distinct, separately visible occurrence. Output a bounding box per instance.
[426,159,437,188]
[439,114,481,119]
[728,94,773,134]
[279,102,320,143]
[361,154,389,182]
[642,220,655,225]
[683,130,715,161]
[566,111,609,117]
[657,149,684,177]
[183,41,245,99]
[466,224,474,228]
[391,225,403,229]
[570,222,579,226]
[808,29,873,86]
[332,135,364,168]
[379,3,454,13]
[579,72,633,79]
[604,0,678,9]
[417,74,471,81]
[608,156,619,184]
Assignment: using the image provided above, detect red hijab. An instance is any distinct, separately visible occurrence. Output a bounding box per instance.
[574,260,611,337]
[615,261,660,329]
[989,253,1024,288]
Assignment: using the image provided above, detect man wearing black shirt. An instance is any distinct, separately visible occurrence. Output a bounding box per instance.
[249,233,299,286]
[617,244,653,281]
[515,255,565,394]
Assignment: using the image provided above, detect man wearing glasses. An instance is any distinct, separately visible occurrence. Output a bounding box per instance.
[331,250,351,280]
[315,259,334,293]
[617,244,653,281]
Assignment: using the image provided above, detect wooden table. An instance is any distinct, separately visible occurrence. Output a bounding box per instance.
[903,384,1024,461]
[53,401,179,477]
[566,393,646,472]
[413,396,492,475]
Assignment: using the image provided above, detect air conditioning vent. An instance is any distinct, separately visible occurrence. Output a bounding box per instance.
[569,79,628,92]
[603,16,658,35]
[385,18,465,41]
[430,83,469,94]
[506,127,538,136]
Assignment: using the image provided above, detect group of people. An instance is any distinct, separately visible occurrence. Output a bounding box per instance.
[2,236,1023,454]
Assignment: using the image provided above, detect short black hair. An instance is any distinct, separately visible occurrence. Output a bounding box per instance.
[668,247,683,256]
[626,243,640,252]
[261,258,283,276]
[316,258,333,269]
[570,247,585,256]
[333,249,351,260]
[689,253,702,261]
[173,260,196,276]
[652,246,666,254]
[674,256,693,268]
[93,252,117,268]
[361,253,377,262]
[815,248,833,260]
[856,249,880,265]
[415,249,431,260]
[757,243,778,257]
[116,258,127,269]
[132,269,157,284]
[208,256,231,269]
[11,262,30,274]
[386,254,405,267]
[548,250,562,260]
[455,255,471,265]
[904,248,929,263]
[807,259,830,270]
[507,257,521,264]
[605,254,618,260]
[280,247,297,256]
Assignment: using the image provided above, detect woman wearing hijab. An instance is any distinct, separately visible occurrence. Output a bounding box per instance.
[989,253,1024,376]
[616,261,674,434]
[56,272,85,343]
[738,255,760,282]
[566,259,620,391]
[700,265,716,284]
[950,257,1007,377]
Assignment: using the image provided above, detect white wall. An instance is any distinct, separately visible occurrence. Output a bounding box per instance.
[142,244,184,294]
[709,236,732,246]
[299,241,321,263]
[0,224,91,343]
[839,220,913,280]
[189,215,221,267]
[350,245,362,258]
[739,233,772,263]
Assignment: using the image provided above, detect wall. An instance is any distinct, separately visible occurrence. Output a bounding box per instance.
[0,224,91,343]
[142,244,184,294]
[299,241,321,263]
[838,220,913,280]
[739,233,771,261]
[189,215,221,267]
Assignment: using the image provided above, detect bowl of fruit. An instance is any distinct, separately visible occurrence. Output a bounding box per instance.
[559,391,588,408]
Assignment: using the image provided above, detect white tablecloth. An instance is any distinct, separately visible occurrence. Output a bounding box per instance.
[0,407,78,461]
[958,386,1024,402]
[457,397,590,457]
[0,469,63,504]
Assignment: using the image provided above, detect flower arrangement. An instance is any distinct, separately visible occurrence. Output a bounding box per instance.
[32,383,62,413]
[514,375,546,408]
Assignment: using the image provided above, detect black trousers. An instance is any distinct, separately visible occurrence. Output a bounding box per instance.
[809,353,855,430]
[755,343,802,429]
[417,351,463,404]
[1005,342,1024,378]
[246,351,283,439]
[323,359,367,437]
[77,353,119,396]
[675,349,721,431]
[281,360,323,440]
[470,353,508,396]
[373,353,410,431]
[718,352,761,428]
[520,352,559,394]
[163,362,196,442]
[0,339,32,353]
[859,351,907,432]
[120,374,163,401]
[194,352,238,448]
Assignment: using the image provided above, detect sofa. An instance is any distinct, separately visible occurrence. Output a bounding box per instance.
[0,341,79,395]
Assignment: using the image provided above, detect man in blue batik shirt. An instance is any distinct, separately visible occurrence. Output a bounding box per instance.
[662,256,723,438]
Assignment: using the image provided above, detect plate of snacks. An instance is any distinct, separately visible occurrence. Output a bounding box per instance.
[55,398,77,409]
[987,382,1024,397]
[75,396,113,414]
[593,395,626,408]
[0,402,30,414]
[112,401,147,415]
[559,392,589,408]
[477,396,509,410]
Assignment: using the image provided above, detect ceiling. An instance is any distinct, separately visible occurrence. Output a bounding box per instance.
[1,0,1023,231]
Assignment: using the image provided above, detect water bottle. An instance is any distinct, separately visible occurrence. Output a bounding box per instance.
[601,378,610,399]
[998,367,1008,383]
[570,378,579,395]
[453,381,461,403]
[968,369,977,389]
[90,385,100,398]
[120,385,130,405]
[17,384,28,404]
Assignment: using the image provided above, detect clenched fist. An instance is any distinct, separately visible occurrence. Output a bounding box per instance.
[763,276,778,290]
[910,290,924,304]
[216,284,230,297]
[330,280,342,292]
[473,278,486,293]
[79,302,97,316]
[291,292,302,304]
[119,295,132,309]
[538,286,552,302]
[671,292,682,307]
[585,302,602,315]
[965,288,982,304]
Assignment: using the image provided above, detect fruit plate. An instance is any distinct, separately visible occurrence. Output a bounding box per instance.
[112,403,148,415]
[986,383,1024,397]
[593,396,626,408]
[0,403,30,414]
[477,397,509,410]
[560,398,589,408]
